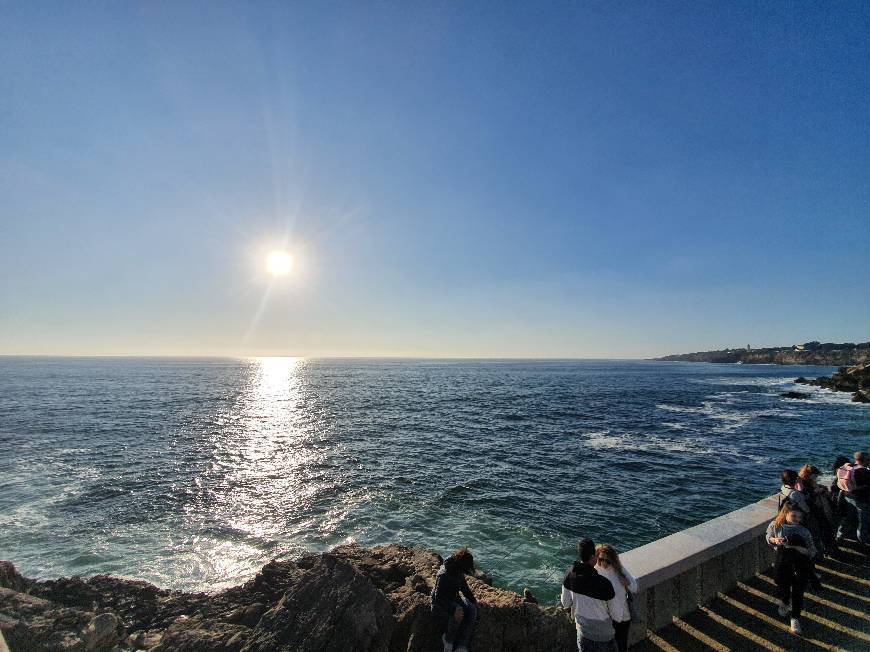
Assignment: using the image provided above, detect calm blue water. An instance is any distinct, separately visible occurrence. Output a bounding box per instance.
[1,357,868,602]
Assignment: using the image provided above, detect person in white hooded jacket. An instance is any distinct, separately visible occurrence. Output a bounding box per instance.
[594,544,638,652]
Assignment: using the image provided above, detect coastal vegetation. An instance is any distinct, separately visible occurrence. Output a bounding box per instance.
[656,341,870,366]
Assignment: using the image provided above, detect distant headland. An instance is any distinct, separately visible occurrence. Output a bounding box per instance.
[655,341,870,366]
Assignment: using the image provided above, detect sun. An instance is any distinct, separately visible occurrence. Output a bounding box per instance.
[266,251,293,276]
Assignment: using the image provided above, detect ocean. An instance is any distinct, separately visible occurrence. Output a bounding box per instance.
[1,357,867,603]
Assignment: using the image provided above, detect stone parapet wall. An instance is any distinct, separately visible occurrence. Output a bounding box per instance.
[621,495,779,644]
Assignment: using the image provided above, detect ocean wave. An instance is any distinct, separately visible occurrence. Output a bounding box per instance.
[695,376,795,388]
[581,429,769,463]
[656,398,797,434]
[778,384,868,407]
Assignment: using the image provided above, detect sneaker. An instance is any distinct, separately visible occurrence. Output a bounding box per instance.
[790,618,802,635]
[442,634,454,652]
[778,601,790,617]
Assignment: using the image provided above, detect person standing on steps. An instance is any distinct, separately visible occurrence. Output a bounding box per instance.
[836,451,870,547]
[766,503,817,636]
[595,544,638,652]
[830,456,851,523]
[561,538,617,652]
[799,464,838,557]
[431,548,478,652]
[779,469,810,513]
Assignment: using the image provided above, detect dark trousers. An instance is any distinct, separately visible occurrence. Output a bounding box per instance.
[838,495,870,544]
[442,598,477,650]
[775,558,810,618]
[577,636,616,652]
[613,620,631,652]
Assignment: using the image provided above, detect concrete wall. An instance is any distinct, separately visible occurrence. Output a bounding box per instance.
[619,494,779,644]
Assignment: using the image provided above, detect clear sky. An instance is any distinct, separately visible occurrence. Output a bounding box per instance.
[1,2,868,358]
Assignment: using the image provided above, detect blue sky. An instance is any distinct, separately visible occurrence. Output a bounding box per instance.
[1,2,868,357]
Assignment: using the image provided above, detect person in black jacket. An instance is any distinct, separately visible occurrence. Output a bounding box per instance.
[798,464,837,562]
[431,548,478,652]
[561,538,617,651]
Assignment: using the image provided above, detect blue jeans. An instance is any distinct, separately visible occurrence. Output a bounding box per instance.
[837,495,870,544]
[445,598,477,650]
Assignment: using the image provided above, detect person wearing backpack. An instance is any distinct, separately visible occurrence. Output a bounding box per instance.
[594,544,638,652]
[766,503,817,635]
[836,451,870,546]
[830,456,851,507]
[779,468,822,587]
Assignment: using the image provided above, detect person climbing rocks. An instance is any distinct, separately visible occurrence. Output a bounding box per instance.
[431,548,478,652]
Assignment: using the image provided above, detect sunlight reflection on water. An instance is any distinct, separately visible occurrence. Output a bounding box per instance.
[207,357,310,571]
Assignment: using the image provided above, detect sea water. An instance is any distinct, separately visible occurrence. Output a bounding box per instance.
[1,357,867,602]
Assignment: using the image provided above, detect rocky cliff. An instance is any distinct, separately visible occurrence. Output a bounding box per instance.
[656,341,870,366]
[0,545,576,652]
[795,363,870,403]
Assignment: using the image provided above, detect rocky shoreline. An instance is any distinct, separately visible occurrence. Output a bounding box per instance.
[794,363,870,403]
[0,544,575,652]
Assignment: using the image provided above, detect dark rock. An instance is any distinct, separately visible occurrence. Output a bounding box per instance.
[0,586,94,651]
[226,602,266,627]
[0,545,576,652]
[794,376,810,384]
[781,391,811,399]
[852,391,870,403]
[0,562,28,593]
[126,628,164,649]
[150,614,246,652]
[790,363,870,395]
[82,612,122,650]
[242,554,394,652]
[331,544,575,652]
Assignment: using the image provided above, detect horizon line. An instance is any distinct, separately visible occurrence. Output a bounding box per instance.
[0,353,658,361]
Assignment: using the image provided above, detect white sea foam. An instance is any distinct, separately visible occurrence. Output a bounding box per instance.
[582,431,626,450]
[695,376,794,388]
[656,397,797,434]
[582,429,769,463]
[783,384,867,407]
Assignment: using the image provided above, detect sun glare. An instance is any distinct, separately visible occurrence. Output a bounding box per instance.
[266,251,293,276]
